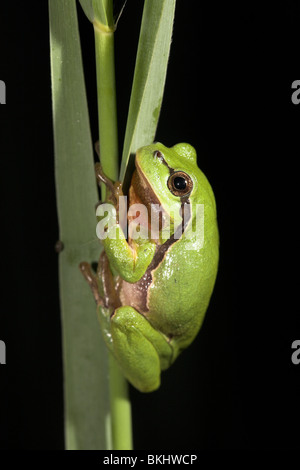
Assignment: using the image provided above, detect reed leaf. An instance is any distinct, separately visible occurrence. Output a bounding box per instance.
[49,0,111,450]
[120,0,176,181]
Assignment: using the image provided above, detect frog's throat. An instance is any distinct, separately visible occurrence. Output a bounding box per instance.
[129,167,171,236]
[130,166,162,209]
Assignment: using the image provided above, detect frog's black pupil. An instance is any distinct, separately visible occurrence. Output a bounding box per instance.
[173,176,187,190]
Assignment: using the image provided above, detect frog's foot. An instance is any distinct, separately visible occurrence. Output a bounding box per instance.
[94,141,123,208]
[95,162,117,204]
[79,261,103,307]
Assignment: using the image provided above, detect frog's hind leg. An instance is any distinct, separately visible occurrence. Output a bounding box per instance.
[79,251,120,307]
[97,250,121,310]
[80,252,119,351]
[79,261,103,307]
[110,306,173,393]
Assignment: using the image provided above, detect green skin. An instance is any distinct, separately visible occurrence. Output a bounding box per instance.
[81,143,219,393]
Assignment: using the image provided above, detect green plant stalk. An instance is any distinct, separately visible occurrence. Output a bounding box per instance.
[109,355,133,450]
[94,20,119,183]
[49,0,111,449]
[93,7,132,451]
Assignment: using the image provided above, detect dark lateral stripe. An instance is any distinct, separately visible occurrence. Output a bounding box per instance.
[151,199,191,270]
[156,151,174,174]
[141,199,191,312]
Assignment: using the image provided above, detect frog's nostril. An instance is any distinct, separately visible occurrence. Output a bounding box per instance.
[153,150,163,159]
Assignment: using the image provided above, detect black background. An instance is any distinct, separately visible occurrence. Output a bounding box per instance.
[1,0,300,450]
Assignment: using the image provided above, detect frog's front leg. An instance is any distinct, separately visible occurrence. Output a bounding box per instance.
[101,227,156,283]
[94,161,156,283]
[102,305,173,393]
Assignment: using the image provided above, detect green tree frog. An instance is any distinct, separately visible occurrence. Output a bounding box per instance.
[80,142,219,392]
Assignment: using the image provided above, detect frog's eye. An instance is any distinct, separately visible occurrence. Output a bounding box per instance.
[167,171,193,197]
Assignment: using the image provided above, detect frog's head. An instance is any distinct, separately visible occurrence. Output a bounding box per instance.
[134,142,216,239]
